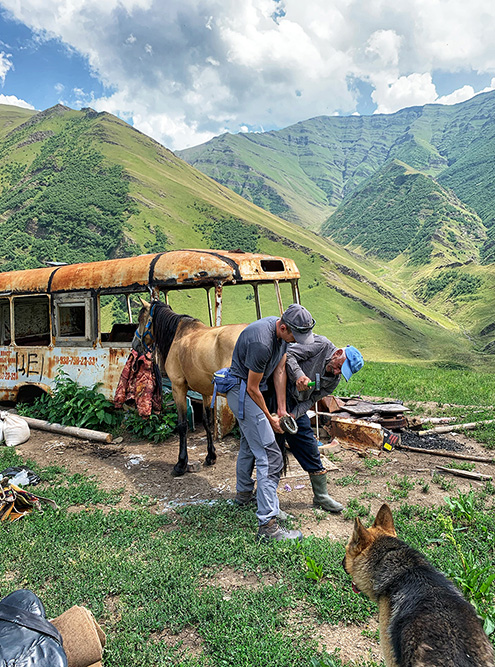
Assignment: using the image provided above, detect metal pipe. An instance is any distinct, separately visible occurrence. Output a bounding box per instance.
[253,284,261,320]
[291,280,300,305]
[206,288,213,326]
[214,283,223,326]
[274,280,284,315]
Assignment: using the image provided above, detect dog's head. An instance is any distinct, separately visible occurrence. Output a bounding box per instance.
[342,503,397,600]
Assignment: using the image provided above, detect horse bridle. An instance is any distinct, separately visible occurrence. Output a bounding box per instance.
[133,301,157,354]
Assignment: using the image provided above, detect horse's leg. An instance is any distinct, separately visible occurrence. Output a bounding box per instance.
[203,398,216,467]
[172,384,189,477]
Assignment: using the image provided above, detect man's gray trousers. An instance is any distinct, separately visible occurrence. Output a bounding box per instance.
[227,384,283,525]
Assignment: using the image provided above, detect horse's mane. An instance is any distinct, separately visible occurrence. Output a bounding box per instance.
[147,301,201,362]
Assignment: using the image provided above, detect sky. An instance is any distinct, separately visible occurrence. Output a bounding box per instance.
[1,1,495,151]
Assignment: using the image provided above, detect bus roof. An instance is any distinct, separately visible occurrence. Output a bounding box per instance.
[0,250,300,295]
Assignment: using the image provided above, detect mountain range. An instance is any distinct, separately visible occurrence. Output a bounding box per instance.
[0,99,494,367]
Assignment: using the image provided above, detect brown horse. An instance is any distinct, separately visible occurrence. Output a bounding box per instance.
[135,300,246,476]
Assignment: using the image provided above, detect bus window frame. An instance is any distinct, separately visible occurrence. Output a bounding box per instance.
[53,292,95,346]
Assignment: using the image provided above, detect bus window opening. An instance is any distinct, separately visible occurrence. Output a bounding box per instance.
[14,296,50,346]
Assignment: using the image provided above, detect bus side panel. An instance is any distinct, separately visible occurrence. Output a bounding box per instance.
[0,345,131,402]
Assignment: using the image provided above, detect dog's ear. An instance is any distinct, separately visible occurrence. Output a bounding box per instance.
[372,503,396,536]
[348,517,373,554]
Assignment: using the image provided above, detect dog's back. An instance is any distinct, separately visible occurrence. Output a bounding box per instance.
[344,504,495,667]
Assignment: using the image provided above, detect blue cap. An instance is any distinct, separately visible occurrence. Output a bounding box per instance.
[341,345,364,382]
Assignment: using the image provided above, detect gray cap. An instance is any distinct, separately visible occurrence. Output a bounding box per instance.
[282,303,315,344]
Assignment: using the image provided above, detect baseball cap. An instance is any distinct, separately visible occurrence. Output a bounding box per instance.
[282,303,316,344]
[341,345,364,381]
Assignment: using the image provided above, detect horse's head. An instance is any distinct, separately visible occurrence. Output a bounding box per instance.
[133,298,164,352]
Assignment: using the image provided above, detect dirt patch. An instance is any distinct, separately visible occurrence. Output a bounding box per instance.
[316,619,381,663]
[199,565,280,594]
[152,625,204,657]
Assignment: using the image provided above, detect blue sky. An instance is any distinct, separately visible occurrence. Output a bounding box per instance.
[1,1,495,150]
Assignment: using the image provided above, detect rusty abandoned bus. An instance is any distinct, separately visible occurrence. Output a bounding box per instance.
[0,249,301,409]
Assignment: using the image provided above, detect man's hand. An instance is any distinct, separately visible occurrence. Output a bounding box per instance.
[269,414,284,434]
[295,374,311,391]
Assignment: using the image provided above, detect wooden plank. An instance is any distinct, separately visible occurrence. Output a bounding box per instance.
[396,442,495,463]
[13,414,113,443]
[435,466,492,481]
[420,419,495,435]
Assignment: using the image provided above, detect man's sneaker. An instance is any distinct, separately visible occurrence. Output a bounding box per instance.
[234,490,256,506]
[256,518,303,542]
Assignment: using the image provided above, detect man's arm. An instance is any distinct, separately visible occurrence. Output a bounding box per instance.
[246,369,284,434]
[290,376,341,420]
[272,353,288,417]
[286,345,314,391]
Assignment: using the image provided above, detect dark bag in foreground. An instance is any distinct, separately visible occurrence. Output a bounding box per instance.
[0,589,67,666]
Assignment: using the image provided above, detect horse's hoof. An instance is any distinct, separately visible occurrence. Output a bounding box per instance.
[204,456,217,467]
[172,465,187,477]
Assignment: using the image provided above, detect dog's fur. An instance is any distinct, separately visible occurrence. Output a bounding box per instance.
[344,504,494,667]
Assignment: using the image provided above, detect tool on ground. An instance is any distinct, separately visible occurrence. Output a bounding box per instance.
[306,373,321,390]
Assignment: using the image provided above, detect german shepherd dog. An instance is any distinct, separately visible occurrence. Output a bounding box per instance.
[343,504,494,667]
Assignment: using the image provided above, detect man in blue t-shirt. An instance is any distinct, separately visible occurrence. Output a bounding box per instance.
[227,303,316,542]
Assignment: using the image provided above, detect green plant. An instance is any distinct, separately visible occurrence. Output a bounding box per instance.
[122,408,177,442]
[335,474,359,487]
[18,370,178,441]
[421,482,430,494]
[343,498,370,521]
[305,555,324,582]
[18,370,122,430]
[130,494,158,508]
[363,458,384,473]
[444,461,476,471]
[444,489,477,524]
[387,474,415,500]
[432,472,455,491]
[438,514,495,635]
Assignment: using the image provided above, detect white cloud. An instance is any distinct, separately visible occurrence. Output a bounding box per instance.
[0,51,13,83]
[0,94,35,109]
[1,0,495,148]
[372,73,438,114]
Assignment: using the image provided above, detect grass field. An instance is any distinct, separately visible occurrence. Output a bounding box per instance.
[1,443,494,667]
[1,364,495,666]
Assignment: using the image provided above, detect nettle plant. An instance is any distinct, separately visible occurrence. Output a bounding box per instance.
[18,371,121,430]
[18,370,177,441]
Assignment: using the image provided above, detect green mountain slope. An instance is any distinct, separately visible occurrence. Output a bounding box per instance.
[0,103,491,366]
[322,160,486,266]
[178,92,495,250]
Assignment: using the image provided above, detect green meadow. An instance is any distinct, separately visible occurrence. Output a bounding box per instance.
[1,364,494,666]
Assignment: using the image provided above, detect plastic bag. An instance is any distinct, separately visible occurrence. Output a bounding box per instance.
[0,412,30,447]
[0,466,41,486]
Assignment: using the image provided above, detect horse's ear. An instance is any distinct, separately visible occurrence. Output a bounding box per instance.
[139,296,150,308]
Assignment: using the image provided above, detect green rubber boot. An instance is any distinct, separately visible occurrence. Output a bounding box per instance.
[310,473,344,513]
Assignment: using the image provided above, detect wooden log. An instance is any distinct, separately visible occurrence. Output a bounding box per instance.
[420,419,495,435]
[396,442,495,464]
[435,465,492,481]
[14,414,113,443]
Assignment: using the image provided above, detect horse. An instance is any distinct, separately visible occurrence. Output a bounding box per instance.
[135,300,246,476]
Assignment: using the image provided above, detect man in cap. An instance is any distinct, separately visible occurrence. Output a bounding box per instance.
[280,338,364,512]
[226,303,316,542]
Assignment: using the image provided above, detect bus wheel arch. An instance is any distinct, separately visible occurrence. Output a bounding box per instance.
[15,383,51,405]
